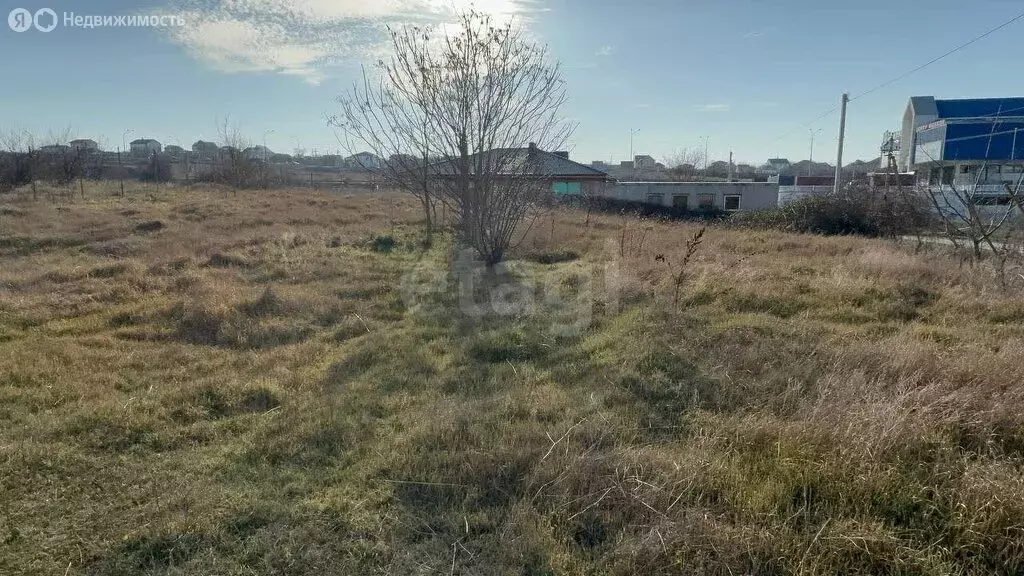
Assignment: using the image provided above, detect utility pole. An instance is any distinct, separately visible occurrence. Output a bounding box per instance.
[117,147,124,197]
[263,129,274,189]
[833,92,849,195]
[727,150,734,182]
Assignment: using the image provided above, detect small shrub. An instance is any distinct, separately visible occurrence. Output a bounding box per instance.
[524,250,579,265]
[206,252,248,268]
[88,263,130,279]
[371,235,397,253]
[237,287,287,317]
[134,220,165,234]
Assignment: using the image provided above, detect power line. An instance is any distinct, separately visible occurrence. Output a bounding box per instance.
[763,106,838,146]
[760,8,1024,148]
[850,9,1024,102]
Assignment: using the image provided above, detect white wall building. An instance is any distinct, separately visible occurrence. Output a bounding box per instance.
[599,181,779,211]
[130,138,162,156]
[69,139,99,154]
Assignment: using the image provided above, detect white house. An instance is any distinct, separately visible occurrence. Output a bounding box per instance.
[759,158,791,175]
[130,138,162,157]
[633,154,660,172]
[69,139,99,154]
[343,152,382,170]
[242,145,273,161]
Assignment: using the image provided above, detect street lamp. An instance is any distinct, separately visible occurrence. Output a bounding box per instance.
[700,136,710,178]
[808,128,822,176]
[629,128,640,178]
[263,129,274,163]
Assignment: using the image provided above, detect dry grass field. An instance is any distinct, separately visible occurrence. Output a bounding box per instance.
[2,183,1024,575]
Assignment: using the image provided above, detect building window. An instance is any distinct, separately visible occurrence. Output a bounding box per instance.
[698,194,715,209]
[646,193,664,205]
[942,166,954,185]
[552,181,581,196]
[672,195,688,209]
[724,195,741,211]
[960,165,971,174]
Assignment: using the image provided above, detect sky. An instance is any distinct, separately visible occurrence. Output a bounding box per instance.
[2,0,1023,167]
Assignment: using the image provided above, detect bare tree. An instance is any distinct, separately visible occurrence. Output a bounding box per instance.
[921,159,1018,262]
[214,117,259,190]
[333,10,573,262]
[663,148,704,181]
[0,129,38,198]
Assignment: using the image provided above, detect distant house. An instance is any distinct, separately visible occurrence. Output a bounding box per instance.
[69,139,99,154]
[634,155,659,171]
[320,155,342,167]
[130,138,161,157]
[164,145,185,156]
[191,140,219,156]
[387,153,420,170]
[428,143,612,198]
[343,152,382,170]
[762,158,791,174]
[242,145,273,161]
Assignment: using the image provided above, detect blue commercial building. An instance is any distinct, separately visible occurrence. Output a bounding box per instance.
[900,96,1024,191]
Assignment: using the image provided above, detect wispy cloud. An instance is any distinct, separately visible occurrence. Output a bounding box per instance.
[167,0,537,85]
[595,45,614,57]
[696,103,730,112]
[632,103,652,109]
[741,30,763,39]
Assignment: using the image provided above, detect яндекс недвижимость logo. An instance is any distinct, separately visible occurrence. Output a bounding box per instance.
[8,8,183,32]
[8,8,57,32]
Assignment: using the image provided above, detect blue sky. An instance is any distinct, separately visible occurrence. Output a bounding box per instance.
[2,0,1023,166]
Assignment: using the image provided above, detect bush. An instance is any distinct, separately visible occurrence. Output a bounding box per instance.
[732,186,936,237]
[570,196,728,222]
[0,151,34,192]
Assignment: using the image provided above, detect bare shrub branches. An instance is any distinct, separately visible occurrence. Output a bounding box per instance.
[333,10,573,262]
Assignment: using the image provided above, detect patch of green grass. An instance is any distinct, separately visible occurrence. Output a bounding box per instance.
[721,291,809,318]
[523,250,580,265]
[3,188,1024,574]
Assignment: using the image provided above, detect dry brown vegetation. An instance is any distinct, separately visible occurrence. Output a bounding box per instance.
[2,182,1024,575]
